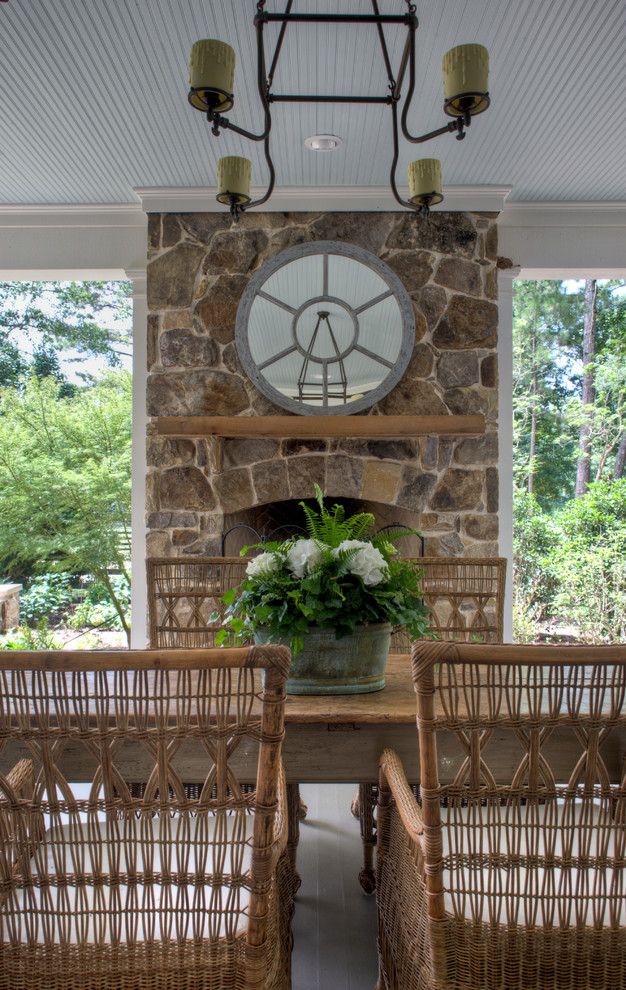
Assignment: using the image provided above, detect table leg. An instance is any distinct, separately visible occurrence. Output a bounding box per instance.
[358,781,377,895]
[287,781,302,894]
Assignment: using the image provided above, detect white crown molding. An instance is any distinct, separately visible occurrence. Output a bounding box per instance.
[499,200,626,227]
[133,184,513,215]
[0,203,144,227]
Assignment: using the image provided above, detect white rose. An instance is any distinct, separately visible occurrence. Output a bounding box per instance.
[336,540,389,586]
[286,539,324,579]
[245,551,283,580]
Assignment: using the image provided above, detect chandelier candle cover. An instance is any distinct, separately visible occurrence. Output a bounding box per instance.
[408,158,443,204]
[187,1,490,220]
[213,485,430,694]
[189,39,235,112]
[442,43,490,116]
[217,156,252,205]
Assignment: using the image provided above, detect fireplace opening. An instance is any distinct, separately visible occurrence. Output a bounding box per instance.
[221,497,424,558]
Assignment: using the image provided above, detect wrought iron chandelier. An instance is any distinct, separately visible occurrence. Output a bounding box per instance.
[188,1,490,220]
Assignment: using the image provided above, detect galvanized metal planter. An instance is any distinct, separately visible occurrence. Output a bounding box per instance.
[256,623,392,695]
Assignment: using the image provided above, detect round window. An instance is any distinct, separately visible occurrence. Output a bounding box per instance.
[235,241,414,415]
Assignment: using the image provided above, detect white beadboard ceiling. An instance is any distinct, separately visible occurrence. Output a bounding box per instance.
[0,0,624,207]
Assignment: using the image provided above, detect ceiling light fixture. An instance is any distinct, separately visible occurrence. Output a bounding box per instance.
[188,1,490,221]
[304,134,343,152]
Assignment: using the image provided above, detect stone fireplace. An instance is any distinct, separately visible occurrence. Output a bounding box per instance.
[145,211,499,559]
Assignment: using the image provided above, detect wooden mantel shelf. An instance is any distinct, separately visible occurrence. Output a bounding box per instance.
[157,414,485,439]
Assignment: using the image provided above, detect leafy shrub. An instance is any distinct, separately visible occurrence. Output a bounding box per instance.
[67,574,131,631]
[548,480,626,642]
[512,491,559,623]
[1,618,63,650]
[20,572,76,625]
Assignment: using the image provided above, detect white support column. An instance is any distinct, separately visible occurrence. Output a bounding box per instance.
[126,268,148,648]
[497,269,521,642]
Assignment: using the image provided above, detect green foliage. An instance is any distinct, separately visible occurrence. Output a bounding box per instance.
[0,618,63,650]
[512,491,559,642]
[512,491,559,609]
[512,280,584,508]
[0,371,132,643]
[68,576,131,631]
[547,480,626,642]
[20,572,76,624]
[0,281,132,388]
[215,485,430,656]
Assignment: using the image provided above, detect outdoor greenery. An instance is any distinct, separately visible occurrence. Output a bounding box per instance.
[215,485,431,656]
[1,275,625,651]
[0,281,132,391]
[512,279,626,643]
[0,280,132,648]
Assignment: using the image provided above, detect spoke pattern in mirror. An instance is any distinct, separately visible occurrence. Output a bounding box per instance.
[235,241,415,415]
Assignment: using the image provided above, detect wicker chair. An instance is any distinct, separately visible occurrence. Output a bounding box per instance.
[376,641,626,990]
[147,555,307,881]
[0,645,295,990]
[355,556,507,893]
[390,556,506,652]
[147,556,249,649]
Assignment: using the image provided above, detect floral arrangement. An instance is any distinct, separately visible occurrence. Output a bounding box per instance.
[215,485,430,656]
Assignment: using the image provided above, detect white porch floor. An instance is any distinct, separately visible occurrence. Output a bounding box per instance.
[291,784,379,990]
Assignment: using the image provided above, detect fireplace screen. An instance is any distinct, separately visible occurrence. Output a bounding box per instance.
[235,240,414,415]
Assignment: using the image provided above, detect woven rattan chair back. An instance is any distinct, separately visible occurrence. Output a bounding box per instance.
[390,556,506,651]
[376,642,626,990]
[0,646,294,990]
[147,556,249,648]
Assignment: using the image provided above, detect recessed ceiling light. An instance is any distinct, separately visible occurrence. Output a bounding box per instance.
[304,134,343,152]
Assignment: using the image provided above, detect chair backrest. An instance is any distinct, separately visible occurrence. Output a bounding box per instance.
[148,555,506,652]
[412,641,626,960]
[0,645,290,976]
[390,556,506,651]
[147,556,249,648]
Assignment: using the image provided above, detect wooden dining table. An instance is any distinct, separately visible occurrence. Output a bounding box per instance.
[3,649,624,794]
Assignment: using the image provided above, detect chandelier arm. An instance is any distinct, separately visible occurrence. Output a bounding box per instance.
[265,0,294,92]
[208,113,269,143]
[243,12,277,212]
[371,0,396,90]
[393,15,416,101]
[398,15,466,145]
[389,100,419,213]
[404,118,464,144]
[245,131,276,211]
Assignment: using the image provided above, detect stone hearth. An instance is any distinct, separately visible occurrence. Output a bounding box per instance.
[145,211,500,559]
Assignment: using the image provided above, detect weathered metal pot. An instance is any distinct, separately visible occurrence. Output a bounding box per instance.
[255,623,391,695]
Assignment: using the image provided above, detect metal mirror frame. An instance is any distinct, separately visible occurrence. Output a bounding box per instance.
[234,240,415,416]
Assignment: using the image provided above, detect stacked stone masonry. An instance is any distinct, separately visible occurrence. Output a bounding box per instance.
[146,211,499,558]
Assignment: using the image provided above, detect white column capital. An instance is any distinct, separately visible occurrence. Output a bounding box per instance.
[124,268,147,297]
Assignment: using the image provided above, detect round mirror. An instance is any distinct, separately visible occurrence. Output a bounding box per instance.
[235,241,415,415]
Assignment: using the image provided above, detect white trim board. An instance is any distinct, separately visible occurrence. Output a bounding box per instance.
[133,184,513,215]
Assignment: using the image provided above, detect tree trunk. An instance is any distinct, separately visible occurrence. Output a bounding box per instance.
[575,279,597,498]
[528,335,537,495]
[614,432,626,479]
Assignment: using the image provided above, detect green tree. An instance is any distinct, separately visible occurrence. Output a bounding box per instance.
[513,280,582,508]
[588,285,626,480]
[0,372,132,643]
[574,279,597,497]
[549,480,626,643]
[0,281,132,387]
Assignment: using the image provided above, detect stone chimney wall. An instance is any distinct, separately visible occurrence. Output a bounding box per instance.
[145,211,499,558]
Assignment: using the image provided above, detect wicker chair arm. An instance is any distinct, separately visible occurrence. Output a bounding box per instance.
[379,748,424,844]
[270,763,289,866]
[4,758,34,797]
